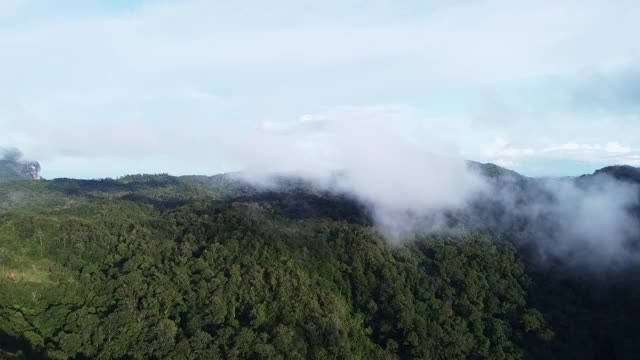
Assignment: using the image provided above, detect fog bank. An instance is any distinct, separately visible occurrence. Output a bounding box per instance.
[219,114,640,269]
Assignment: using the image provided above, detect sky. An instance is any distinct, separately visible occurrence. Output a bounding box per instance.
[1,0,639,179]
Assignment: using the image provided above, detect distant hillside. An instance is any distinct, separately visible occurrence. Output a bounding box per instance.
[1,161,640,359]
[467,160,526,180]
[0,159,25,181]
[585,165,640,184]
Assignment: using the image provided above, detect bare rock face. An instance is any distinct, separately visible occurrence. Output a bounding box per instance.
[21,161,41,180]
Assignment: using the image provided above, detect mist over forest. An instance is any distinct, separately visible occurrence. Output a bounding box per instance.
[2,1,640,358]
[1,150,640,359]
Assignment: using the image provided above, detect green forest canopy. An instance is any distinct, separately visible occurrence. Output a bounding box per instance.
[0,172,639,359]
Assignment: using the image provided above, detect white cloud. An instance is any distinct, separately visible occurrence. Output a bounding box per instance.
[1,0,639,177]
[479,137,640,170]
[482,137,535,158]
[543,142,632,154]
[541,142,640,166]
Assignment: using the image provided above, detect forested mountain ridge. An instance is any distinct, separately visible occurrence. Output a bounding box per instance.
[1,163,639,359]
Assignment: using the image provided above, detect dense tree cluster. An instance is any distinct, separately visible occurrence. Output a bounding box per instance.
[0,197,550,359]
[0,171,639,359]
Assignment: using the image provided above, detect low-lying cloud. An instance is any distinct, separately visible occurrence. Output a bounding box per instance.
[533,176,640,267]
[221,113,640,270]
[473,170,640,269]
[219,109,486,215]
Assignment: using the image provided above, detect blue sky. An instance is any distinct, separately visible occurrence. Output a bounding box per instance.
[1,0,639,178]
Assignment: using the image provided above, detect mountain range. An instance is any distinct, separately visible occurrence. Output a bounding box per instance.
[1,158,639,359]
